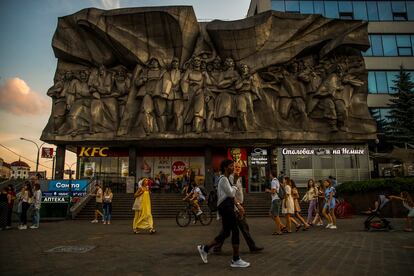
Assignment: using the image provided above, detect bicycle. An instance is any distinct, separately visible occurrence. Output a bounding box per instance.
[176,201,212,227]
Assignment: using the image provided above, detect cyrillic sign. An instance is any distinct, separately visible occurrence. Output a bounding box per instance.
[48,180,88,192]
[281,147,365,155]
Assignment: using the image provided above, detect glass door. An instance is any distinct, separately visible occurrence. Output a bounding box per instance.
[248,156,267,192]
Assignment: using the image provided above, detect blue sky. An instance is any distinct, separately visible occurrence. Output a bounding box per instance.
[0,0,250,177]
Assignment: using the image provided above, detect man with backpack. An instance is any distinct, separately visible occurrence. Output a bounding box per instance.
[266,170,286,235]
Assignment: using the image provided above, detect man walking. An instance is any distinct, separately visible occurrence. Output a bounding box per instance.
[30,183,42,229]
[213,165,263,253]
[266,170,285,235]
[197,159,250,268]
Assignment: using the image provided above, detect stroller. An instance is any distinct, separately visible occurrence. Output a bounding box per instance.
[364,195,393,231]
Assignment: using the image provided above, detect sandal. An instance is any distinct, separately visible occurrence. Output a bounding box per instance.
[133,229,140,234]
[295,225,302,232]
[272,231,282,235]
[149,229,156,234]
[281,227,288,233]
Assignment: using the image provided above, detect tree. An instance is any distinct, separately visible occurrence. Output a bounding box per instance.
[384,66,414,146]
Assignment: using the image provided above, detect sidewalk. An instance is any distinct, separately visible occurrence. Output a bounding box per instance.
[1,217,413,276]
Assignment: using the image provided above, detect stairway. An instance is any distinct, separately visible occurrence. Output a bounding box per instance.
[75,189,309,220]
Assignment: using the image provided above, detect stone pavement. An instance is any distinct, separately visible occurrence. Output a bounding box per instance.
[1,217,413,276]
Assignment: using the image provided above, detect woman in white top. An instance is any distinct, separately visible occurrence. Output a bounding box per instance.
[282,177,300,233]
[19,182,33,230]
[103,187,113,224]
[302,179,318,225]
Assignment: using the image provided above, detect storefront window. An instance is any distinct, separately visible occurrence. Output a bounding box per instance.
[290,155,312,169]
[314,155,334,169]
[335,155,357,169]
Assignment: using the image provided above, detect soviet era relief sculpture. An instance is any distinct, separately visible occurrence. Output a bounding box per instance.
[41,7,376,143]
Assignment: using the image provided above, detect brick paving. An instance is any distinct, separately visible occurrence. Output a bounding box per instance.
[1,216,413,276]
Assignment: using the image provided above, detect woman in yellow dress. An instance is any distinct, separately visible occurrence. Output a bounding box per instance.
[133,178,156,234]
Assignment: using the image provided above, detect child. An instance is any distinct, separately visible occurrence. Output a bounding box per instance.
[392,191,414,232]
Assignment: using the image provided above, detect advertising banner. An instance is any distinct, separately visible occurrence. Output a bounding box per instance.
[188,156,205,185]
[48,179,89,192]
[84,162,95,178]
[171,157,189,181]
[41,147,54,158]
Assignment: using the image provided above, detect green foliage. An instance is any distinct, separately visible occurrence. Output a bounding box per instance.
[337,178,414,195]
[384,67,414,145]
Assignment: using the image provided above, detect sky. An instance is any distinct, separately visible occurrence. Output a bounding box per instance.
[0,0,250,178]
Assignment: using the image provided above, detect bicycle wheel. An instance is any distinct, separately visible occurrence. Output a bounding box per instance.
[199,209,213,226]
[176,209,191,227]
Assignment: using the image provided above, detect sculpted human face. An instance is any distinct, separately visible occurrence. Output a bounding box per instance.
[171,59,179,69]
[98,66,105,75]
[241,65,249,77]
[80,71,88,82]
[192,57,201,68]
[225,58,234,69]
[213,58,221,70]
[149,59,160,69]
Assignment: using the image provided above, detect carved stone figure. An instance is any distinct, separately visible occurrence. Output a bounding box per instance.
[47,73,66,134]
[182,56,211,133]
[163,58,183,132]
[234,64,261,131]
[113,67,131,120]
[89,65,117,133]
[213,57,239,132]
[67,70,91,136]
[136,58,166,134]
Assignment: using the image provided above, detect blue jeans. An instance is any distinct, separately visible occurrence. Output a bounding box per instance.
[32,208,40,226]
[103,203,112,221]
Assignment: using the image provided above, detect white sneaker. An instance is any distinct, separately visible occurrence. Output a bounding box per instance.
[197,245,208,263]
[329,225,337,229]
[91,219,98,223]
[19,225,27,230]
[317,222,323,226]
[230,258,250,268]
[30,225,39,229]
[325,223,332,229]
[196,210,203,216]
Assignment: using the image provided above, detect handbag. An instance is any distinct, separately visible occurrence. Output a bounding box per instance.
[132,195,142,211]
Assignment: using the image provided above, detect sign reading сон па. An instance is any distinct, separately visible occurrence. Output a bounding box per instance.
[48,179,89,191]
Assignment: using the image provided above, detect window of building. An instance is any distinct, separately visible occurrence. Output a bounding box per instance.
[378,1,393,21]
[271,1,285,12]
[338,1,353,19]
[313,1,325,15]
[382,35,398,56]
[366,1,379,21]
[386,71,399,93]
[324,1,339,18]
[370,35,384,56]
[392,1,408,21]
[375,71,389,93]
[353,1,368,20]
[300,1,314,14]
[285,0,300,13]
[368,70,414,94]
[408,2,414,21]
[396,35,413,56]
[370,108,392,134]
[368,72,377,93]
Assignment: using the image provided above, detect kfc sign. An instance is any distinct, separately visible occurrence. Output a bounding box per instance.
[41,147,54,158]
[77,147,128,157]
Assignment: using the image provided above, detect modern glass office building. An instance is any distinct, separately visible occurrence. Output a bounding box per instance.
[248,0,414,176]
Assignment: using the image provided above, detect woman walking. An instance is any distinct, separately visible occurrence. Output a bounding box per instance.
[19,183,33,230]
[281,177,300,232]
[291,180,310,230]
[392,191,414,232]
[103,187,113,224]
[132,178,156,234]
[322,179,337,229]
[302,179,318,226]
[313,180,324,226]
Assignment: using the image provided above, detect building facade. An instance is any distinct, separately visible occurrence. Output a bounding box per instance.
[10,160,30,179]
[41,6,376,191]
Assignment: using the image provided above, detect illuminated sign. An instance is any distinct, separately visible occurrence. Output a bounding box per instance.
[78,147,109,157]
[251,148,268,165]
[281,147,365,155]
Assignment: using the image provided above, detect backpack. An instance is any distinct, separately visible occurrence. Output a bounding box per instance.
[198,186,208,197]
[276,184,286,199]
[207,190,218,211]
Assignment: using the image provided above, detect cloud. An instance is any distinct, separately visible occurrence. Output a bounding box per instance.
[0,78,50,116]
[93,0,121,9]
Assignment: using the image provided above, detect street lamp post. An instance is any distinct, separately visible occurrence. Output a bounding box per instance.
[20,137,45,174]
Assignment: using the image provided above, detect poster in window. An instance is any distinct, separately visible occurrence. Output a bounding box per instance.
[84,162,95,178]
[154,156,171,183]
[121,160,129,177]
[188,156,205,185]
[140,157,153,179]
[171,157,189,181]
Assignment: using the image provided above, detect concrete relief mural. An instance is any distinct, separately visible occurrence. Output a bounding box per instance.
[41,7,376,144]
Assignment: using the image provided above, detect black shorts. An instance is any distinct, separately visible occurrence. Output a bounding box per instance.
[95,202,103,212]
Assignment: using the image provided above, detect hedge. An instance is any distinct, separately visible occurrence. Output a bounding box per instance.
[336,177,414,195]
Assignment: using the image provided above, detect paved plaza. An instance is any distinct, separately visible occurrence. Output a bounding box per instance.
[1,217,413,276]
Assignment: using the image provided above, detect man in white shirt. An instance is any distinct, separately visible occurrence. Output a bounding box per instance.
[266,170,285,235]
[213,170,263,253]
[30,183,42,229]
[197,159,250,268]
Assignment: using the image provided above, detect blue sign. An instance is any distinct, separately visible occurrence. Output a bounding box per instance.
[48,180,88,192]
[42,191,86,197]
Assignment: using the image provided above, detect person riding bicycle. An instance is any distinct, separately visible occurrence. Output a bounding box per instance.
[183,182,205,216]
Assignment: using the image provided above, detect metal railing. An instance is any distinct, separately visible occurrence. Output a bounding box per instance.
[69,177,99,219]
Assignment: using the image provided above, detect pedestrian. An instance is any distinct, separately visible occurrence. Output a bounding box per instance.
[291,180,310,230]
[313,180,324,226]
[16,186,25,226]
[266,170,285,235]
[213,163,264,252]
[19,183,33,230]
[281,177,300,232]
[133,178,156,234]
[103,187,113,225]
[322,179,337,229]
[91,183,104,223]
[6,185,16,229]
[277,171,285,183]
[30,183,42,229]
[302,179,318,226]
[329,175,337,187]
[197,159,250,268]
[0,187,8,230]
[392,191,414,232]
